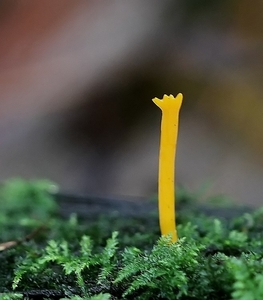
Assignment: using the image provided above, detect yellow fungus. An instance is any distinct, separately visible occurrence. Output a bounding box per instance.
[152,93,183,242]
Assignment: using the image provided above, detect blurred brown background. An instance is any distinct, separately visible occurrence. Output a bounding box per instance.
[1,0,263,206]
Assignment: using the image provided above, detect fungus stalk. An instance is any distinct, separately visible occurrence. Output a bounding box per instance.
[153,93,183,242]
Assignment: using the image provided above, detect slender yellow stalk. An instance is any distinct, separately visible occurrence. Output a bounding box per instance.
[152,93,183,242]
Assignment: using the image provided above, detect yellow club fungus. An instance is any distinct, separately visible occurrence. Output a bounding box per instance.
[152,93,183,242]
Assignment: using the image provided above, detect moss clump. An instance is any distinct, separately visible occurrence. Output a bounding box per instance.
[1,179,263,299]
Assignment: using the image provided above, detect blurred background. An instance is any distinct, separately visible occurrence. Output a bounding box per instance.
[1,0,263,206]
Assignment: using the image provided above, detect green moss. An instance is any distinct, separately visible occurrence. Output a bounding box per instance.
[2,179,263,299]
